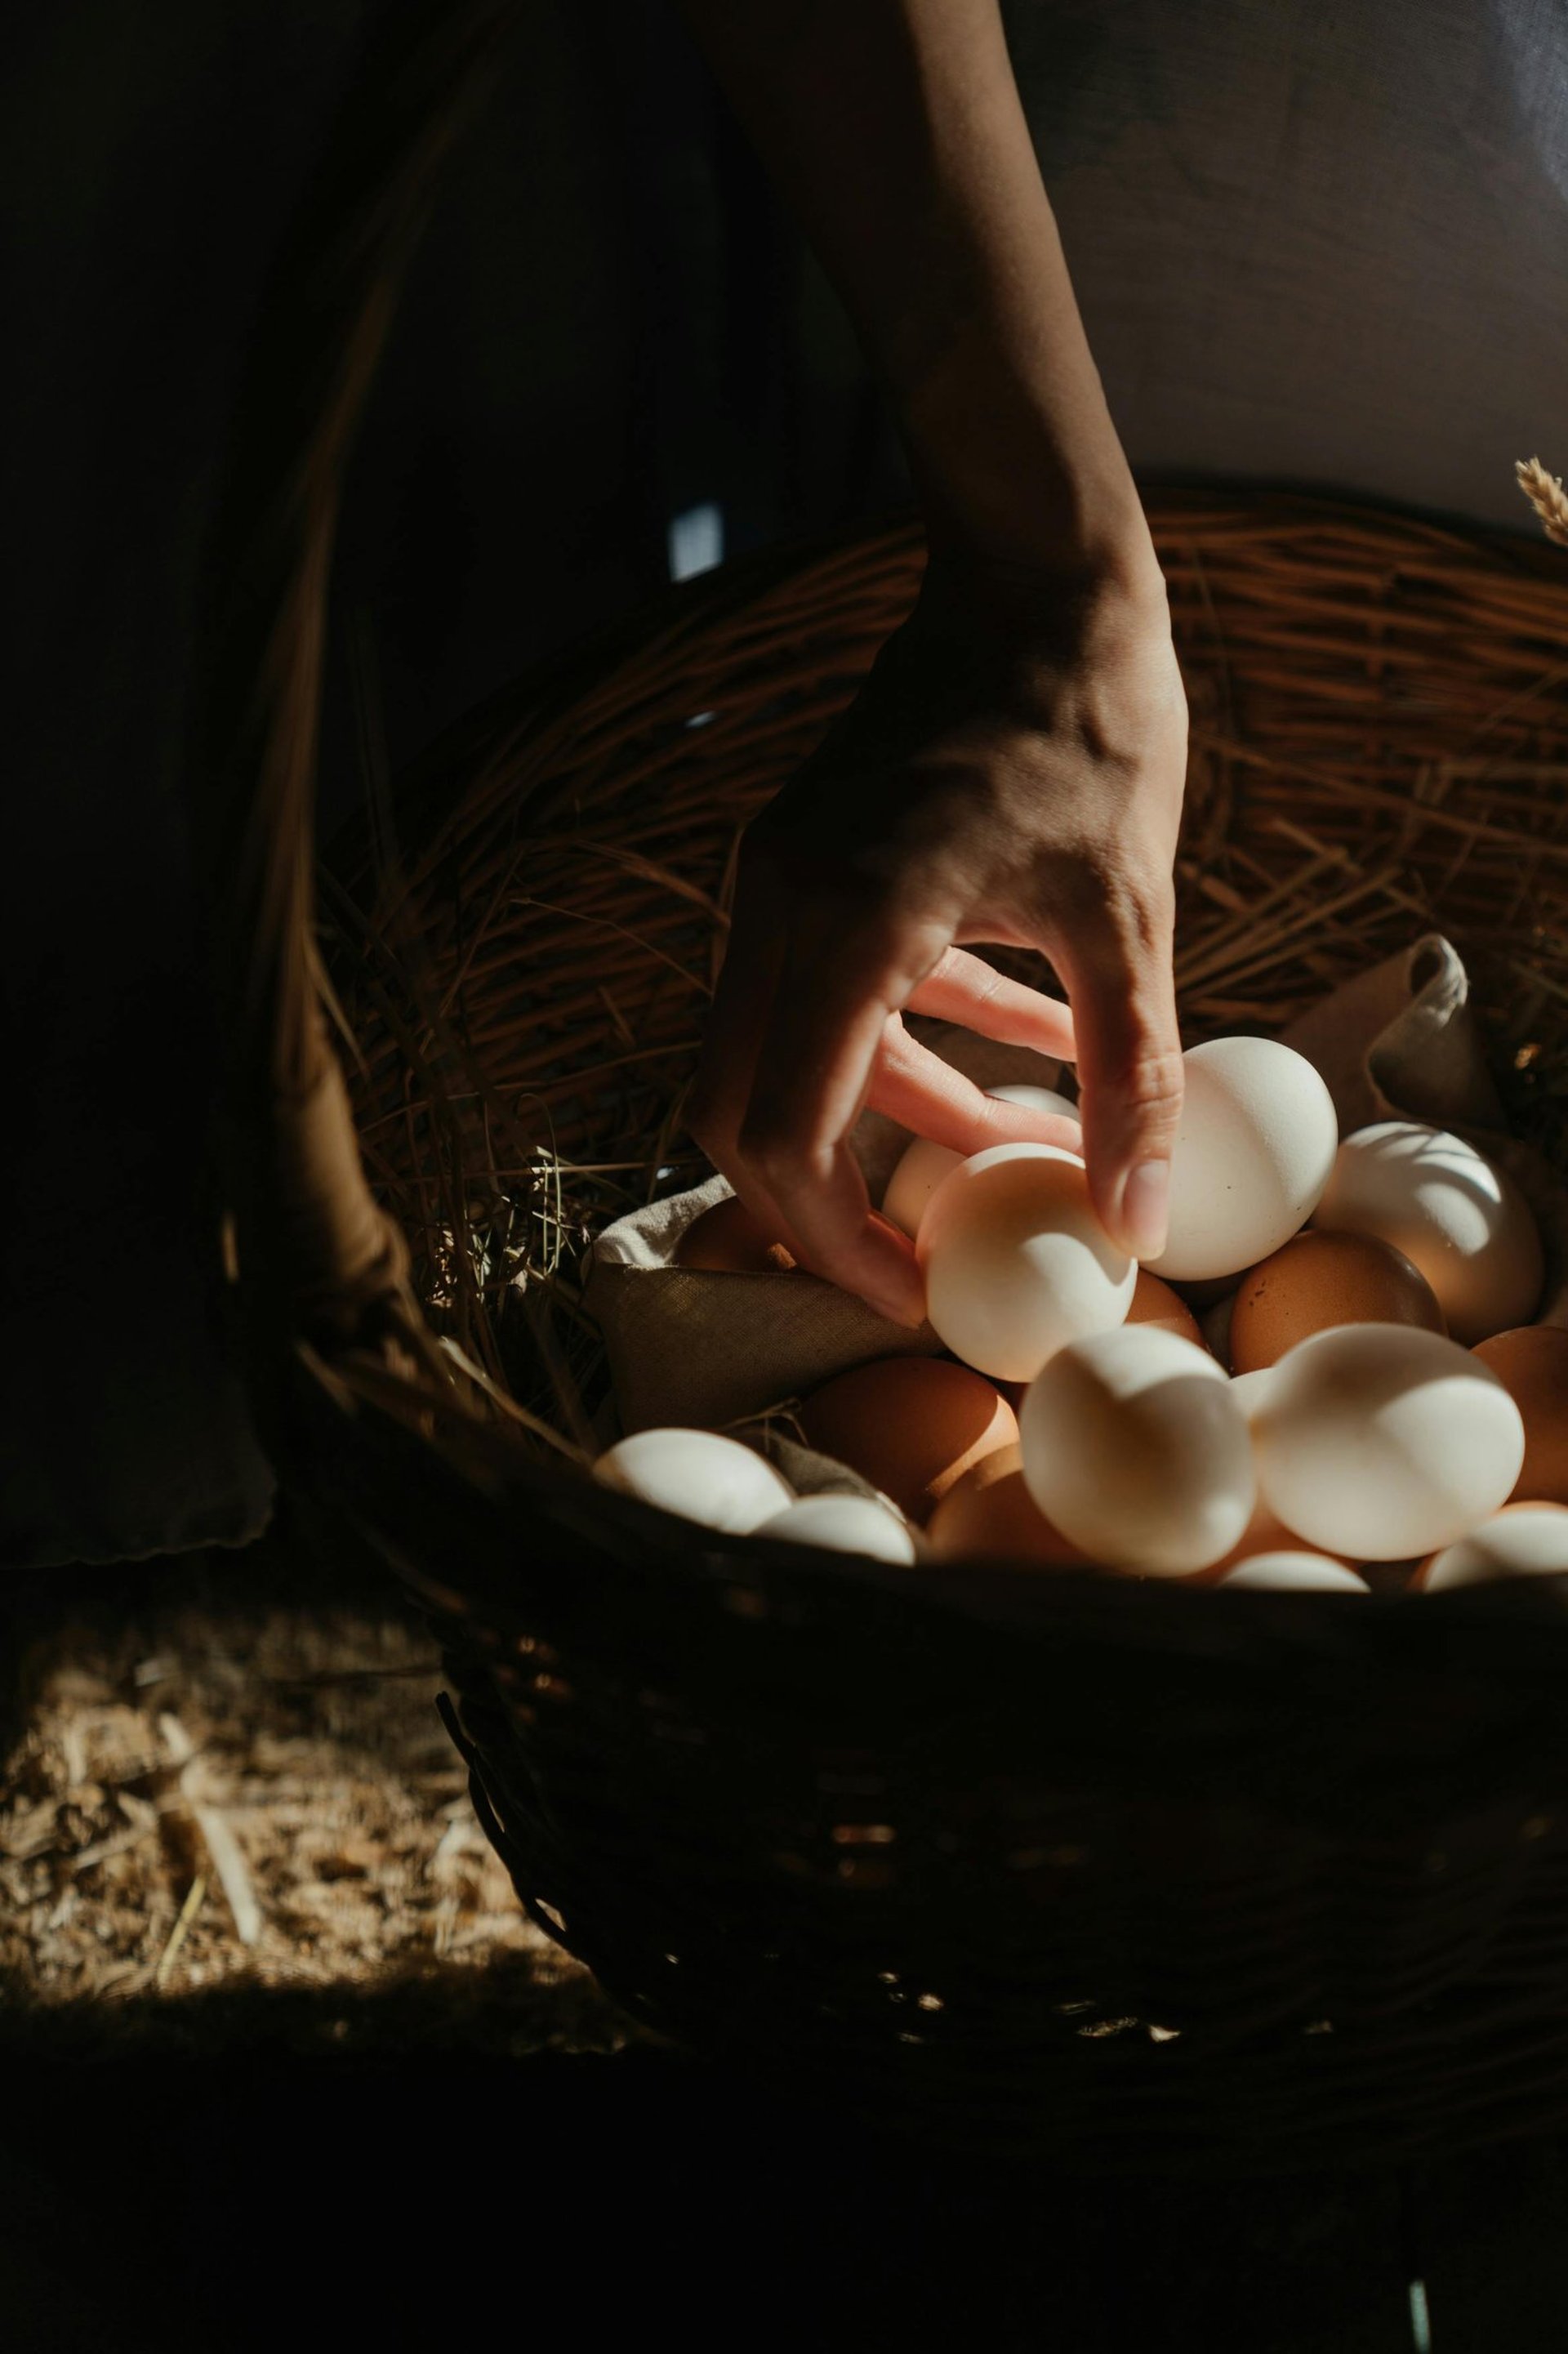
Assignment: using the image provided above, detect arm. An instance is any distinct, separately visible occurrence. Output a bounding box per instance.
[680,0,1186,1322]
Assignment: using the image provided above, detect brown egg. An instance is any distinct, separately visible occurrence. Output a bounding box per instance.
[1125,1268,1205,1349]
[927,1444,1092,1567]
[675,1195,796,1274]
[799,1358,1017,1526]
[1228,1229,1444,1375]
[1472,1326,1568,1505]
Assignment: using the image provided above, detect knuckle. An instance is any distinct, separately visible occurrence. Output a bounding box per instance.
[1119,1046,1187,1126]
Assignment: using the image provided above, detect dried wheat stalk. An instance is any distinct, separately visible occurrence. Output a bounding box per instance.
[1517,457,1568,549]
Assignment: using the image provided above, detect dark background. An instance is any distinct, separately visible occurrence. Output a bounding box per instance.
[7,9,1568,2343]
[2,0,908,1575]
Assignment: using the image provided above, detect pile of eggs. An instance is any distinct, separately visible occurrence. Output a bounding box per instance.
[595,1038,1567,1594]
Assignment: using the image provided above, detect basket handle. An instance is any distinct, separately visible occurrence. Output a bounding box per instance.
[195,3,516,1380]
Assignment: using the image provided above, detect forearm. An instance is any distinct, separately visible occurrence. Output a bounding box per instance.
[678,0,1152,582]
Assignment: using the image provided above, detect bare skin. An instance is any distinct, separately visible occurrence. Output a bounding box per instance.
[679,0,1187,1325]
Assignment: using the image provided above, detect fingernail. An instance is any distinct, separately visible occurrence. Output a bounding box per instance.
[1119,1160,1169,1261]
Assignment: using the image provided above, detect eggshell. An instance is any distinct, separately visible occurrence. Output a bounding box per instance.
[881,1138,964,1242]
[1125,1268,1205,1348]
[1417,1503,1568,1592]
[798,1358,1018,1526]
[880,1084,1080,1239]
[1218,1552,1370,1593]
[1314,1121,1543,1344]
[757,1494,918,1565]
[1227,1368,1277,1423]
[1196,1487,1301,1580]
[1254,1325,1526,1560]
[1149,1037,1339,1282]
[926,1443,1093,1567]
[1228,1230,1444,1373]
[594,1428,793,1533]
[1018,1326,1255,1576]
[989,1082,1080,1123]
[675,1193,797,1274]
[917,1144,1134,1382]
[1472,1326,1568,1504]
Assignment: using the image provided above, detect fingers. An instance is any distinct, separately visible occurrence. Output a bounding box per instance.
[1044,874,1183,1261]
[866,1018,1083,1158]
[905,947,1076,1064]
[736,904,939,1325]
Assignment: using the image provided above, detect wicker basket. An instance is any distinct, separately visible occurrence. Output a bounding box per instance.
[300,492,1568,2174]
[205,2,1568,2174]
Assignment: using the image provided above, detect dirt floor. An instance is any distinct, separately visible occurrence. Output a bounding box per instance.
[0,1527,630,2058]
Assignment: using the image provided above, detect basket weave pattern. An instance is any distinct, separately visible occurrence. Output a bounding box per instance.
[326,497,1568,2166]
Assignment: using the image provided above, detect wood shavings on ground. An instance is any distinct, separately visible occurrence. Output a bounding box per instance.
[0,1558,634,2058]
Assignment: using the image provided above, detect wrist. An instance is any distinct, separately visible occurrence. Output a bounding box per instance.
[897,318,1156,593]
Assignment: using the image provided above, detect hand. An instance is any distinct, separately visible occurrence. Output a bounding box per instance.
[688,546,1189,1326]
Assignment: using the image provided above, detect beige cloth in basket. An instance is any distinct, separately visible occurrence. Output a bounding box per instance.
[584,940,1564,1438]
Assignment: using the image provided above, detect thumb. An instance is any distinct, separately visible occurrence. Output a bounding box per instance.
[1049,881,1183,1260]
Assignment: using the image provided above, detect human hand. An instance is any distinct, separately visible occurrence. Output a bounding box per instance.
[688,546,1188,1326]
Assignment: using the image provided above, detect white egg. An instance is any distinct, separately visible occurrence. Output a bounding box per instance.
[1313,1121,1543,1344]
[1254,1325,1525,1560]
[1218,1552,1370,1592]
[880,1085,1080,1238]
[594,1428,793,1534]
[989,1082,1080,1122]
[1018,1326,1255,1576]
[756,1494,919,1564]
[1422,1505,1568,1592]
[1228,1367,1277,1421]
[917,1144,1134,1381]
[1149,1037,1339,1282]
[882,1137,964,1240]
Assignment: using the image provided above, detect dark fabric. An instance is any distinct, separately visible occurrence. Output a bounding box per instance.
[1014,0,1568,532]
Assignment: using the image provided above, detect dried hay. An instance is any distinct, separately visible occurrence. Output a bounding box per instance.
[0,1551,631,2053]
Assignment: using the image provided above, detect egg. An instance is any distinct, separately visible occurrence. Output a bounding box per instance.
[1218,1553,1370,1593]
[1018,1326,1255,1576]
[1254,1325,1526,1560]
[1472,1326,1568,1503]
[1125,1268,1205,1348]
[917,1144,1134,1381]
[798,1357,1018,1525]
[882,1138,964,1242]
[1313,1122,1543,1344]
[991,1081,1081,1121]
[1196,1487,1300,1578]
[1228,1230,1444,1373]
[594,1428,794,1533]
[880,1083,1080,1238]
[1149,1037,1339,1282]
[926,1443,1093,1567]
[756,1494,918,1564]
[1227,1368,1277,1422]
[1418,1504,1568,1592]
[675,1193,796,1273]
